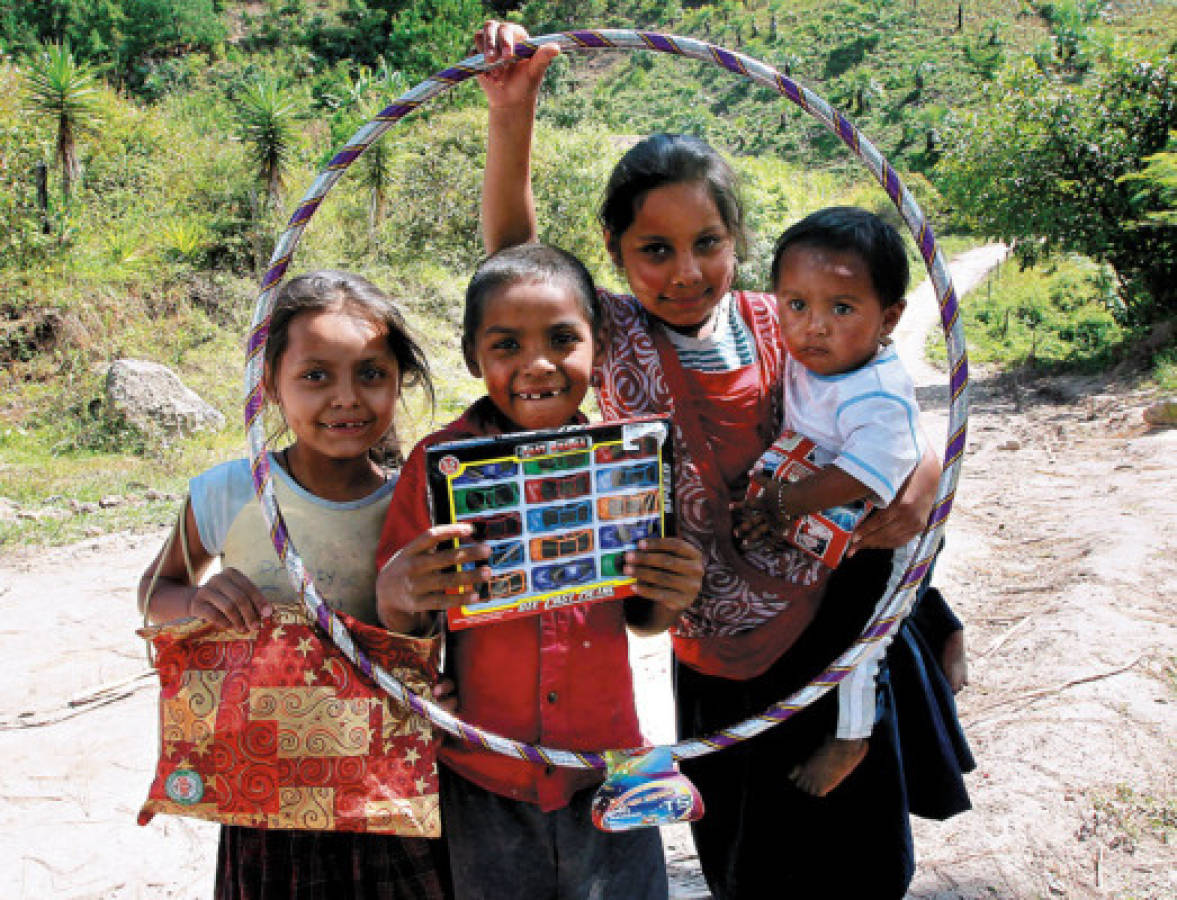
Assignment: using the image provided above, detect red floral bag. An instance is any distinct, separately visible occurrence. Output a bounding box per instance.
[137,606,441,836]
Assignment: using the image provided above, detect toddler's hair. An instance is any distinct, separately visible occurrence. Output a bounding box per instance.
[770,206,910,308]
[265,270,434,462]
[463,243,600,350]
[599,133,748,259]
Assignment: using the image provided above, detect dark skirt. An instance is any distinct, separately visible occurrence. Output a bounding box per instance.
[675,547,974,900]
[892,585,976,821]
[214,825,450,900]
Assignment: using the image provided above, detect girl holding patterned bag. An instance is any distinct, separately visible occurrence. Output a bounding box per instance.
[139,270,453,899]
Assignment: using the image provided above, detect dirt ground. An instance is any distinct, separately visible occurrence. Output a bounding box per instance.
[1,246,1174,898]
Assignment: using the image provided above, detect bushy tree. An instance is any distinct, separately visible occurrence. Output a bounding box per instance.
[321,60,407,235]
[0,63,55,268]
[936,46,1177,325]
[384,0,487,82]
[0,1,225,90]
[1121,130,1177,226]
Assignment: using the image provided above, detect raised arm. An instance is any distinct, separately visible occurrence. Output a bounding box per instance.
[475,21,559,253]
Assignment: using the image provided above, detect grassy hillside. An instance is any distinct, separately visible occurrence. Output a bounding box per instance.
[0,0,1173,546]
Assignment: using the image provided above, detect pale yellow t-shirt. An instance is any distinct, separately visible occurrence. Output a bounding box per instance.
[189,455,395,625]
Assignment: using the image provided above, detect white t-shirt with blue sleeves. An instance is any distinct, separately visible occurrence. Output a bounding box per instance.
[783,343,923,507]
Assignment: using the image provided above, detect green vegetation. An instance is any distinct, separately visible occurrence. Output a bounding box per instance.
[23,42,102,205]
[938,40,1176,327]
[1088,783,1177,851]
[1,1,1175,545]
[929,254,1128,372]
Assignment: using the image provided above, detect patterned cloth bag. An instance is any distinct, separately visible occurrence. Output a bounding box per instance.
[137,606,441,836]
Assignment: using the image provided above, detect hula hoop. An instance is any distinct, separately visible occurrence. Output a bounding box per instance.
[246,30,968,771]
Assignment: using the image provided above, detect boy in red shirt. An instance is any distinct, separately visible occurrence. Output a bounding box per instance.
[376,243,703,899]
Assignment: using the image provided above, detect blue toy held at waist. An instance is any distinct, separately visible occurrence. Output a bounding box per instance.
[591,746,704,832]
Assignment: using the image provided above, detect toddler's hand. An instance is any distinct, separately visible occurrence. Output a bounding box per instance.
[188,567,273,631]
[735,472,789,546]
[734,503,774,547]
[377,523,491,632]
[625,537,703,616]
[474,20,559,108]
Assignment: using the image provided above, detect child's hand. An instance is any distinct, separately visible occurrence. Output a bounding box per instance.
[474,20,559,108]
[431,677,459,715]
[377,523,491,633]
[187,568,273,631]
[735,504,775,547]
[623,537,703,635]
[734,472,789,546]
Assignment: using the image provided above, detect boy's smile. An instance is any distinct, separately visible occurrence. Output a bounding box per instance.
[465,279,596,432]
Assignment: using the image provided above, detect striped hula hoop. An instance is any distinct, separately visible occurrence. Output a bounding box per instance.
[245,30,968,770]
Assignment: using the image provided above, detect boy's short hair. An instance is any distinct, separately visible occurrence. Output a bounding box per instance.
[770,207,910,308]
[463,243,600,349]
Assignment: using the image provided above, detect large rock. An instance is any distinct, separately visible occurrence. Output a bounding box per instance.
[1143,398,1177,427]
[105,358,225,436]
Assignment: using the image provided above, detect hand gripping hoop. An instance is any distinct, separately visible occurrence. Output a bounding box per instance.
[245,30,968,773]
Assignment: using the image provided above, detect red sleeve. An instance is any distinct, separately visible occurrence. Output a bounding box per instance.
[375,440,433,571]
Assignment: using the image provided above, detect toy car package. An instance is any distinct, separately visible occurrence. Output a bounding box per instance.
[746,430,872,569]
[425,416,676,629]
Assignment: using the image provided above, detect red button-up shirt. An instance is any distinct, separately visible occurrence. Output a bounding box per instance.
[376,398,644,811]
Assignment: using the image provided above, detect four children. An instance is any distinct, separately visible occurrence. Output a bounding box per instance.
[137,21,972,900]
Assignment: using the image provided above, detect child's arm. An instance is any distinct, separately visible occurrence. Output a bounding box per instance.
[850,441,940,552]
[376,523,493,636]
[752,465,871,522]
[737,466,871,547]
[475,20,559,253]
[138,499,272,629]
[623,537,704,637]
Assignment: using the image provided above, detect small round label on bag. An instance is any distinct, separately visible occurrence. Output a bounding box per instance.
[438,455,459,477]
[165,769,204,805]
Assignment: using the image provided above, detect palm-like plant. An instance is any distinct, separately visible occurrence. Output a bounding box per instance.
[324,61,405,236]
[24,42,102,204]
[236,76,301,213]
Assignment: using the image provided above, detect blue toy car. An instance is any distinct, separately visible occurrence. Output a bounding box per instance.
[532,558,596,591]
[598,518,660,549]
[526,500,593,533]
[594,461,659,492]
[488,540,525,569]
[454,461,518,485]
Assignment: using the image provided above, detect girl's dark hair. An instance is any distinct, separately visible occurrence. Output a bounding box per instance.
[770,206,910,308]
[598,133,748,259]
[463,243,600,350]
[265,269,434,464]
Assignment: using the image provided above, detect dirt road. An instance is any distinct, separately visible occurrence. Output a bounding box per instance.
[1,246,1174,898]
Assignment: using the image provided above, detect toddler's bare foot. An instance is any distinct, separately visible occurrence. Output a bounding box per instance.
[788,736,868,797]
[941,628,968,694]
